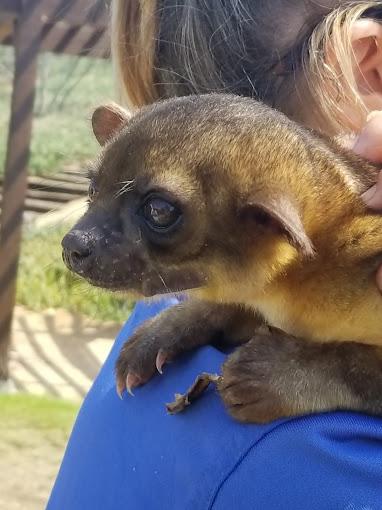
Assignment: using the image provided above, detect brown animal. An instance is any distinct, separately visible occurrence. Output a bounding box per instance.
[62,94,382,424]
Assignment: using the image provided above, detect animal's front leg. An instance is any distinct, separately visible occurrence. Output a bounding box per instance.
[219,329,382,423]
[115,300,262,396]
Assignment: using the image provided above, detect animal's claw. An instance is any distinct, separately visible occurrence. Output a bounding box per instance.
[116,379,125,399]
[116,372,142,398]
[156,349,168,374]
[126,372,141,396]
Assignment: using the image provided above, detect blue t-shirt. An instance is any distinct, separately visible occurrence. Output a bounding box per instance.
[47,299,382,510]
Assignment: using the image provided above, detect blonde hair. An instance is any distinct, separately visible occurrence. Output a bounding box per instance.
[111,0,381,134]
[306,1,381,134]
[111,0,158,108]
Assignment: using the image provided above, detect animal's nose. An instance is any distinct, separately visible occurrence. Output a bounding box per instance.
[61,230,93,273]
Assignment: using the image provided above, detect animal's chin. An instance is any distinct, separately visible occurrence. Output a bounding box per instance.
[84,277,141,294]
[85,276,203,300]
[79,265,207,298]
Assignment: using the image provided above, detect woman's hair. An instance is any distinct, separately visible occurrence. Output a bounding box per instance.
[111,0,382,134]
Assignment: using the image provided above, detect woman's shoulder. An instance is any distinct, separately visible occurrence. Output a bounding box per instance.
[47,300,382,510]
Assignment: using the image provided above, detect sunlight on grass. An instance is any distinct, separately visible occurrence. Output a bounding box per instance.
[0,394,78,433]
[1,48,130,323]
[0,48,114,176]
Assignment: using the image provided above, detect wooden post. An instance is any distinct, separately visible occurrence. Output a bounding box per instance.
[0,1,42,379]
[0,0,110,381]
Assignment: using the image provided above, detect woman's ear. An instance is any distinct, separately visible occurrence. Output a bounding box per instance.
[350,19,382,110]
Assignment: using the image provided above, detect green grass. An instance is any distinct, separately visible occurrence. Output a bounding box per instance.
[0,393,78,450]
[1,49,130,321]
[17,224,133,323]
[0,393,78,433]
[0,394,78,454]
[0,47,114,176]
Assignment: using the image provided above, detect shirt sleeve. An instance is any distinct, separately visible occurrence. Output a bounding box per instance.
[48,299,382,510]
[210,412,382,510]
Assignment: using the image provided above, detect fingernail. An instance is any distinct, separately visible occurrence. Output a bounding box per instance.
[362,171,382,210]
[376,266,382,293]
[367,111,382,122]
[361,184,377,204]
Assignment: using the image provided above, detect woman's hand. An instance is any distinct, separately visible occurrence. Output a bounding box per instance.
[354,112,382,289]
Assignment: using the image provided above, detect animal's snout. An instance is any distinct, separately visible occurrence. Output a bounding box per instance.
[62,230,94,274]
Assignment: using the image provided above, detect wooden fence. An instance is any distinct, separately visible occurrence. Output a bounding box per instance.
[0,0,110,380]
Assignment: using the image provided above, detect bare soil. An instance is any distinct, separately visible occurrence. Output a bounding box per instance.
[0,422,71,510]
[1,305,121,509]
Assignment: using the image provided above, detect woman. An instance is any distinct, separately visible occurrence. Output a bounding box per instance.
[48,2,382,508]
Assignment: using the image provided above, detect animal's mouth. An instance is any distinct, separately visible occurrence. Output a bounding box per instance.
[84,277,133,291]
[65,251,207,297]
[62,248,147,293]
[82,274,176,297]
[79,274,147,297]
[85,274,204,298]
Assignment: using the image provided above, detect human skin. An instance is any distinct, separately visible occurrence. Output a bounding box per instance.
[356,112,382,289]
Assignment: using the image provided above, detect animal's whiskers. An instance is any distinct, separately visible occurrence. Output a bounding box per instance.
[115,180,135,198]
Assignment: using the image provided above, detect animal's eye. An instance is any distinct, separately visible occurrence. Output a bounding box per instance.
[142,195,181,232]
[88,181,98,201]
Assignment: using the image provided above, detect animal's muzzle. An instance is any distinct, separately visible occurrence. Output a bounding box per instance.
[61,229,95,275]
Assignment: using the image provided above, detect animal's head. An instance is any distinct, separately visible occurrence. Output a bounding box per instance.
[62,94,315,301]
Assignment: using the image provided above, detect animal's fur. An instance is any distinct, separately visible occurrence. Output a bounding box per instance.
[62,94,382,423]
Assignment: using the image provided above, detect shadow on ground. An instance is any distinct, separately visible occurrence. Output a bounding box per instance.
[9,306,122,400]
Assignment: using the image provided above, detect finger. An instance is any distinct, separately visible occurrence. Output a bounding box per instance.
[353,111,382,163]
[361,171,382,210]
[377,265,382,293]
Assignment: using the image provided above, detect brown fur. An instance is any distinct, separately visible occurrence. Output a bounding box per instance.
[62,94,382,423]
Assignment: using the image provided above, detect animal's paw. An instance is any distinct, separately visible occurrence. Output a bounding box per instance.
[218,333,293,423]
[115,308,194,397]
[115,319,173,397]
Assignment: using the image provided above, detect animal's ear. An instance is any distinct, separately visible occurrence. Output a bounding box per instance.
[92,103,131,146]
[242,193,314,257]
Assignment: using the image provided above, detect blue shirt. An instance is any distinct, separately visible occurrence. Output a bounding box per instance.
[47,299,382,509]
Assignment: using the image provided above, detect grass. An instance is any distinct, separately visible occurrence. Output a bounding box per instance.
[17,224,133,323]
[0,49,123,509]
[0,393,78,436]
[1,49,131,322]
[0,393,78,452]
[0,47,114,176]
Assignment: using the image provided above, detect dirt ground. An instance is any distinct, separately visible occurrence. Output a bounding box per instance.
[1,306,121,510]
[0,416,73,510]
[10,305,120,400]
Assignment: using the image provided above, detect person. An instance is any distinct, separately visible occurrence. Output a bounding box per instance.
[47,2,382,509]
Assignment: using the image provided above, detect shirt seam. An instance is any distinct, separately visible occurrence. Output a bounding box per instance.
[207,415,310,510]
